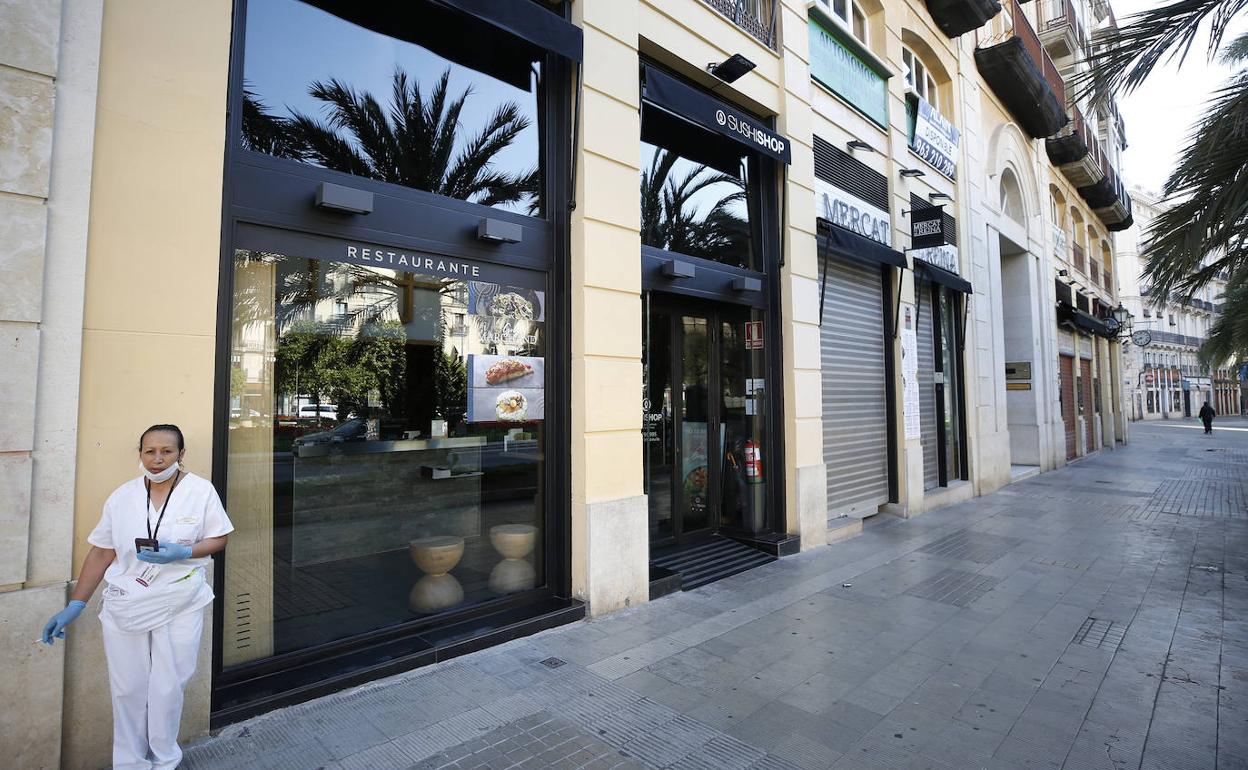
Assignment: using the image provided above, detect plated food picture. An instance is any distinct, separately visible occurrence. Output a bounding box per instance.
[485,359,534,385]
[488,292,536,320]
[495,391,528,421]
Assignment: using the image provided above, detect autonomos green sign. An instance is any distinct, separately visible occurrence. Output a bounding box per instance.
[808,17,888,128]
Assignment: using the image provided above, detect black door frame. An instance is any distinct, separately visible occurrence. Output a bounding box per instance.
[646,294,760,546]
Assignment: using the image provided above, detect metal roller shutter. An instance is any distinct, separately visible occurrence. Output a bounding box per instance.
[820,256,890,517]
[1060,354,1077,460]
[1081,357,1095,453]
[917,288,940,489]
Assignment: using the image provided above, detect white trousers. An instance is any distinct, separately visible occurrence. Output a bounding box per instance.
[101,609,204,770]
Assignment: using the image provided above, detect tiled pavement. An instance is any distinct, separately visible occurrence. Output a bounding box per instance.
[182,421,1248,770]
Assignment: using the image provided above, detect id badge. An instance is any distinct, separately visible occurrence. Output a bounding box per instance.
[135,563,161,587]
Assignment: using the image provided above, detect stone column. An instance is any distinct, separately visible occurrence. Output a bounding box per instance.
[0,1,103,768]
[569,0,648,615]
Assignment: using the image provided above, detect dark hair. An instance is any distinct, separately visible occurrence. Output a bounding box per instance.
[139,424,185,451]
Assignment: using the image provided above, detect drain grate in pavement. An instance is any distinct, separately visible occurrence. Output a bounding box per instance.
[917,531,1022,564]
[540,657,568,669]
[905,568,1000,607]
[1072,618,1125,651]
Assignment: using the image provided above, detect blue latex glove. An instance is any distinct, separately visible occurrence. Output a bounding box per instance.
[136,541,193,564]
[42,600,87,645]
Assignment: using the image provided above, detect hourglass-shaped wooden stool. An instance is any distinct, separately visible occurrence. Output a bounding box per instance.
[488,524,537,594]
[408,535,465,613]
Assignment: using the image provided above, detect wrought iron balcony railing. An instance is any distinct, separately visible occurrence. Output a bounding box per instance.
[702,0,778,50]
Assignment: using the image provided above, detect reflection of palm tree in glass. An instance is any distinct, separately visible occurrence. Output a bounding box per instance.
[640,148,750,267]
[243,67,538,211]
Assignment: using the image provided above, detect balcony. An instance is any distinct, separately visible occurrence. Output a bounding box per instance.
[1039,0,1085,60]
[1090,260,1100,286]
[1093,179,1132,231]
[1072,242,1086,274]
[703,0,777,49]
[925,0,1003,38]
[1045,105,1106,187]
[974,0,1069,138]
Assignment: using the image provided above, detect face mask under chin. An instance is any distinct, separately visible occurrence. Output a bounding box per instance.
[140,461,181,483]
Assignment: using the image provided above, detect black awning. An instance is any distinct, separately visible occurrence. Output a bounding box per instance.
[915,257,972,293]
[1058,303,1113,337]
[817,218,907,269]
[973,38,1068,138]
[925,0,1002,38]
[432,0,582,62]
[642,66,792,165]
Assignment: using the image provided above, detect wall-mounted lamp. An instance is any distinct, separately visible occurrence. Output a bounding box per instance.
[1058,269,1069,277]
[928,192,951,202]
[847,140,877,154]
[478,218,522,244]
[899,168,926,178]
[316,182,374,215]
[707,54,756,83]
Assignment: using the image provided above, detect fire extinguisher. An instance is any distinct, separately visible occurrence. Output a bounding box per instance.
[744,440,763,484]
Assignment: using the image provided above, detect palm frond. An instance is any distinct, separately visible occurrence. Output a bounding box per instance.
[1199,265,1248,364]
[1074,0,1248,105]
[1141,67,1248,300]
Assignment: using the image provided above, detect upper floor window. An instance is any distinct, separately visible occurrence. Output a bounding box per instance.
[241,0,545,217]
[827,0,869,43]
[901,47,939,111]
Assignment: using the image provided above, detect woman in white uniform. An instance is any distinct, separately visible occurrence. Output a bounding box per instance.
[42,424,232,770]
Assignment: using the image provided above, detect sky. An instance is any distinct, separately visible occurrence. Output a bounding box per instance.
[1114,0,1240,196]
[244,0,541,213]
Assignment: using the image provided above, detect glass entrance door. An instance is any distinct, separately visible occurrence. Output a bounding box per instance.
[644,296,770,545]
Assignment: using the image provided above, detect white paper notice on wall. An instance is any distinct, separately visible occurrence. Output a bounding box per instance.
[901,305,921,440]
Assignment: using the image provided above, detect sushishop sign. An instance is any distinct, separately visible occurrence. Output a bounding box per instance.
[816,176,891,246]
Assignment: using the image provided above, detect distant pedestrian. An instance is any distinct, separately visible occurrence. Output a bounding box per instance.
[1199,400,1216,434]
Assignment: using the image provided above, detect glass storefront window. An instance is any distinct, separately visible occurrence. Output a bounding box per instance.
[241,0,545,216]
[224,245,546,666]
[639,141,755,269]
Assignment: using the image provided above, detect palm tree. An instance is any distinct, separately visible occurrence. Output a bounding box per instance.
[640,148,751,266]
[1077,0,1248,365]
[242,67,538,211]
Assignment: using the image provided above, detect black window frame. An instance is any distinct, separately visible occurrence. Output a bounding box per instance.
[210,0,576,726]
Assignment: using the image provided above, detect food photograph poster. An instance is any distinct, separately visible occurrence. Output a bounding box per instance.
[467,354,545,423]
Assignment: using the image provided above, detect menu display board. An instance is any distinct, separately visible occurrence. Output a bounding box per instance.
[467,354,545,423]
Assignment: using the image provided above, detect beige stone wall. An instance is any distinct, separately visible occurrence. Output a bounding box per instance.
[0,0,102,767]
[570,0,827,613]
[60,0,232,766]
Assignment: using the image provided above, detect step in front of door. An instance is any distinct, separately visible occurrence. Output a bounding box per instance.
[650,536,776,591]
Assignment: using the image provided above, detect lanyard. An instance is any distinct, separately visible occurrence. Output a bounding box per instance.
[145,471,183,540]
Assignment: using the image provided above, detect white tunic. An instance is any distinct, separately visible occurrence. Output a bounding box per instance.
[88,472,234,633]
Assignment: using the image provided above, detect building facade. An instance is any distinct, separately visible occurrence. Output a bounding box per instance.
[1,0,1131,766]
[1117,188,1242,421]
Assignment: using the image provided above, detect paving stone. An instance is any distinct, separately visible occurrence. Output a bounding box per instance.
[177,423,1247,770]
